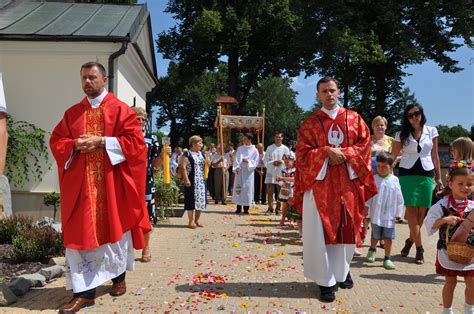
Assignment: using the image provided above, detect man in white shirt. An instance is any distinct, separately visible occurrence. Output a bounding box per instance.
[211,144,229,204]
[254,143,266,205]
[264,132,289,214]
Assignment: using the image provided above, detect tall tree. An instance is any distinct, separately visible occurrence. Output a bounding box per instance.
[244,76,304,145]
[436,124,470,144]
[148,62,227,147]
[298,1,473,120]
[157,0,302,112]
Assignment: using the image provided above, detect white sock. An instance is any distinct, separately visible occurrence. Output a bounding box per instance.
[442,308,453,314]
[465,303,474,314]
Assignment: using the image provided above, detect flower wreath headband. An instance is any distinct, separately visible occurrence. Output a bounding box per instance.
[446,160,474,179]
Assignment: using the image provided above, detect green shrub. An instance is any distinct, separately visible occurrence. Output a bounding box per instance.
[0,215,34,244]
[43,192,60,221]
[5,115,51,188]
[12,226,64,262]
[155,170,181,219]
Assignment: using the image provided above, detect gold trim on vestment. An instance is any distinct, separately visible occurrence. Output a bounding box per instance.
[84,106,110,246]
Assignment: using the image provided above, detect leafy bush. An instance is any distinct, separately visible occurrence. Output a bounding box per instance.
[0,215,34,244]
[5,115,51,188]
[43,192,60,221]
[12,226,64,262]
[155,170,181,219]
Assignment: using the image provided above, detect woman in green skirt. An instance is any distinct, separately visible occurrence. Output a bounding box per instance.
[391,104,443,264]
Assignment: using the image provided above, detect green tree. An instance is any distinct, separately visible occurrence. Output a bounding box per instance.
[385,87,418,135]
[148,62,227,147]
[436,124,470,144]
[5,116,50,188]
[158,0,302,111]
[244,76,304,145]
[298,1,473,121]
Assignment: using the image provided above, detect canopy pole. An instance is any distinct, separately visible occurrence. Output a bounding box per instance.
[218,105,227,201]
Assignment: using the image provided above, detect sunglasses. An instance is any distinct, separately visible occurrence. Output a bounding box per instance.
[407,111,421,119]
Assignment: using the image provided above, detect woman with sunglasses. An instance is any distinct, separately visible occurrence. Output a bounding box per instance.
[391,104,443,265]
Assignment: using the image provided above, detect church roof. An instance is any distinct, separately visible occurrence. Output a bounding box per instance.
[0,1,147,41]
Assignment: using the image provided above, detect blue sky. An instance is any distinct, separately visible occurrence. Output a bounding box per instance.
[142,1,473,131]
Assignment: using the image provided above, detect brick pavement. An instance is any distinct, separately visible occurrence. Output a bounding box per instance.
[2,203,468,313]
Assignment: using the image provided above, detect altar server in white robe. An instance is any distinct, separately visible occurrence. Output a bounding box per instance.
[233,133,259,214]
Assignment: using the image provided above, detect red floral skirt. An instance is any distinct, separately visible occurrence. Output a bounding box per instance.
[436,257,474,277]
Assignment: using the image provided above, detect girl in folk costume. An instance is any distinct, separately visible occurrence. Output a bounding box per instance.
[233,133,260,214]
[424,161,474,314]
[276,153,296,227]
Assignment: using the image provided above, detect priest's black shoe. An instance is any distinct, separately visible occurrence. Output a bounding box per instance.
[318,285,336,302]
[339,272,353,289]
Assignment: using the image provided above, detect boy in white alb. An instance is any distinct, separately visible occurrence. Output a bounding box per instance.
[365,152,404,269]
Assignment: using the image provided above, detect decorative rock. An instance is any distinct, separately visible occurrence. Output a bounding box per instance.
[39,265,65,281]
[48,256,66,267]
[7,277,30,296]
[0,284,17,306]
[18,273,46,287]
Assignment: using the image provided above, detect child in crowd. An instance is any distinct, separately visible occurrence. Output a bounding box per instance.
[365,152,404,269]
[276,153,296,228]
[451,137,474,161]
[424,161,473,314]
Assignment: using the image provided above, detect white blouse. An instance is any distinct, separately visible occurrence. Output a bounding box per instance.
[424,198,474,271]
[395,125,438,171]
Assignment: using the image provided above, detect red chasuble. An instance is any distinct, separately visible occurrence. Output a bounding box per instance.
[50,93,151,250]
[294,107,377,244]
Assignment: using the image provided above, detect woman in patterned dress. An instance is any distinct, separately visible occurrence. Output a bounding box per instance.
[131,107,170,262]
[181,135,208,229]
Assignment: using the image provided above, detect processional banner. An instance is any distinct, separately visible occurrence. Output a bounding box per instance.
[218,115,264,130]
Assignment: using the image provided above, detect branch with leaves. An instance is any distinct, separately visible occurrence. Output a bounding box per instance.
[5,115,51,188]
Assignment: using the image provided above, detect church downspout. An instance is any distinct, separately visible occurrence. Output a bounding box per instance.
[108,40,129,93]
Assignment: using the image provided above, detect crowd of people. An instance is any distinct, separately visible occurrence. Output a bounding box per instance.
[49,64,472,313]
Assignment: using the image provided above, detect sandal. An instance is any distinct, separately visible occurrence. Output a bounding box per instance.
[415,246,424,264]
[188,223,197,229]
[195,222,204,227]
[141,254,152,263]
[400,238,413,257]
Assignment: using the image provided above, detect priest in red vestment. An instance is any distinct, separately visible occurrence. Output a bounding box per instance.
[294,76,377,303]
[50,62,150,313]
